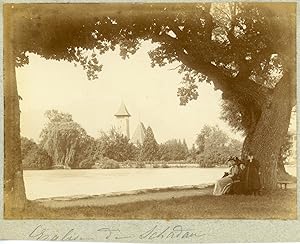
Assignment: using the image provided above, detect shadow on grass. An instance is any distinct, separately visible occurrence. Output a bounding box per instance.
[5,188,296,220]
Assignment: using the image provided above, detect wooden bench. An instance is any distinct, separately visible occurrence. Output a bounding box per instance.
[277,181,293,190]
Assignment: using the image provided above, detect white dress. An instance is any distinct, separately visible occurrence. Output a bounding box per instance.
[213,165,239,196]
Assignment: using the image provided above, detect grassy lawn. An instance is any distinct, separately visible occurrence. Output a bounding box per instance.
[6,188,296,220]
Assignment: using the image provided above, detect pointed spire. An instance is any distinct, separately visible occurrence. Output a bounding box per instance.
[130,122,147,145]
[114,102,131,117]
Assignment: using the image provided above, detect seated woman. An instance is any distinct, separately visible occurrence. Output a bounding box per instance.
[213,157,240,196]
[227,161,247,195]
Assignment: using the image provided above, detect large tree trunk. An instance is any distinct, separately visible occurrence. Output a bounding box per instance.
[242,74,293,190]
[4,12,27,214]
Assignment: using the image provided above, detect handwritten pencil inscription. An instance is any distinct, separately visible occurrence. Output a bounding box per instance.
[28,224,205,241]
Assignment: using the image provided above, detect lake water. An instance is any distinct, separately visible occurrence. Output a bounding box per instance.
[23,165,297,200]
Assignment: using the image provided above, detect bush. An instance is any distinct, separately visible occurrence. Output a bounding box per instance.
[23,147,53,170]
[186,157,196,164]
[79,159,95,169]
[162,163,169,168]
[51,165,70,169]
[136,162,146,168]
[196,154,213,168]
[122,160,136,168]
[152,163,159,168]
[94,157,120,169]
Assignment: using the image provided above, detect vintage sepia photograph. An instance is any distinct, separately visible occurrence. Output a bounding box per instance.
[3,2,297,221]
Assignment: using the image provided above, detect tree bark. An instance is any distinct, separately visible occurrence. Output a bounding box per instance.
[241,74,293,190]
[4,10,27,214]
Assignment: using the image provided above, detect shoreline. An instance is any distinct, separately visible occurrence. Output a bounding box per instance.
[36,184,215,208]
[23,163,297,170]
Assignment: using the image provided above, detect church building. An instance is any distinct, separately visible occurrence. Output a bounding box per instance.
[114,102,147,145]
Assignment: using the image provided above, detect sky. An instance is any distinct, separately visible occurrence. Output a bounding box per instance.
[16,41,244,147]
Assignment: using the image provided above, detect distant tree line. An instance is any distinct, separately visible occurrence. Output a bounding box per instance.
[21,110,258,169]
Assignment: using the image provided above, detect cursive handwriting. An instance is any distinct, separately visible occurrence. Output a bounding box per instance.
[97,227,133,240]
[28,224,205,241]
[28,225,84,241]
[139,225,204,240]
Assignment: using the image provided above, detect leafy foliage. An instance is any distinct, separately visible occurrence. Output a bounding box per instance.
[97,128,138,162]
[21,137,53,169]
[6,3,296,189]
[140,126,159,161]
[94,157,121,169]
[21,137,36,160]
[220,100,246,134]
[10,3,295,138]
[195,125,242,167]
[10,4,295,94]
[79,158,96,169]
[158,139,189,161]
[40,110,92,168]
[188,144,198,161]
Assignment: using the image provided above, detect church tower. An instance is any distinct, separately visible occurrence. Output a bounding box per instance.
[114,102,131,138]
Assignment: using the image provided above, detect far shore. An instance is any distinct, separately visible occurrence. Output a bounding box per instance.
[23,163,296,170]
[23,163,221,170]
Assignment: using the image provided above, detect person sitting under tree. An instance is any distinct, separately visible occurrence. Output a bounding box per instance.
[224,154,262,195]
[213,157,241,196]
